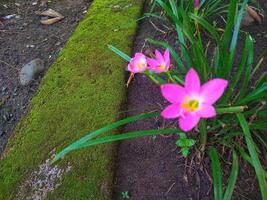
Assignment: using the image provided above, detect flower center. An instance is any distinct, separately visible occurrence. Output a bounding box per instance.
[181,99,199,112]
[136,62,145,69]
[157,64,165,70]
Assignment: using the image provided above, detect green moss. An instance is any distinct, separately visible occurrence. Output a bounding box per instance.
[0,0,144,199]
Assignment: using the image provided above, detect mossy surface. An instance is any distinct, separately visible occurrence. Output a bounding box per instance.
[0,0,144,199]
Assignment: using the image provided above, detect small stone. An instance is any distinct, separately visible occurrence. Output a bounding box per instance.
[3,14,16,20]
[1,87,7,93]
[19,58,45,85]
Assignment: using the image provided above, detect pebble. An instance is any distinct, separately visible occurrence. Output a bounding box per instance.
[19,58,45,85]
[3,14,16,20]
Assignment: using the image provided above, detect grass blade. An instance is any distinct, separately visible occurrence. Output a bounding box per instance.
[190,14,220,43]
[53,112,160,162]
[224,0,248,79]
[108,44,131,62]
[209,147,223,200]
[236,113,267,200]
[223,151,239,200]
[77,128,179,149]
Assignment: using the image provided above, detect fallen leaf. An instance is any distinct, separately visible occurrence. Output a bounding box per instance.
[40,17,62,25]
[39,9,64,19]
[246,6,262,24]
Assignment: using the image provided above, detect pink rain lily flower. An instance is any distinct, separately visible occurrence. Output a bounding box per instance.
[128,53,147,73]
[147,49,170,73]
[161,68,228,132]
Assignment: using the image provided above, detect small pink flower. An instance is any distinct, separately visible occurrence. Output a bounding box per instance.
[161,68,228,132]
[128,53,147,73]
[194,0,199,9]
[147,49,170,73]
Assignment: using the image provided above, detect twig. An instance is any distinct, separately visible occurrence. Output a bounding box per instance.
[166,182,176,194]
[149,19,166,34]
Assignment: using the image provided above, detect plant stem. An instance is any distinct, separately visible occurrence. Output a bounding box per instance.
[166,71,176,83]
[216,106,247,114]
[199,119,207,149]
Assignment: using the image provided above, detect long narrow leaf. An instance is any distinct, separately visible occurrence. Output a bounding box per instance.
[209,148,223,200]
[223,151,239,200]
[224,0,248,79]
[53,112,160,162]
[108,44,131,62]
[77,128,179,149]
[190,14,220,43]
[236,113,267,200]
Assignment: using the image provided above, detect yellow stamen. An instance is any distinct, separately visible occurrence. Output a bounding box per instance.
[135,63,141,70]
[181,99,199,112]
[158,64,165,70]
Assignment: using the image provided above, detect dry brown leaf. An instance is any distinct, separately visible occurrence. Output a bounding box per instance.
[39,9,64,19]
[246,6,262,24]
[40,17,62,25]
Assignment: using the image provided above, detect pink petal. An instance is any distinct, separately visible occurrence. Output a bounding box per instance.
[179,112,200,132]
[127,63,133,72]
[161,104,181,119]
[198,104,216,118]
[155,49,164,63]
[185,68,201,96]
[164,49,170,69]
[164,49,170,62]
[200,79,228,104]
[147,58,158,69]
[161,84,186,104]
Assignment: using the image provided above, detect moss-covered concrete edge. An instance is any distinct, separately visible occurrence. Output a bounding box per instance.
[0,0,144,199]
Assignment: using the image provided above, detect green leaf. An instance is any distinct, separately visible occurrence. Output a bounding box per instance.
[216,106,246,114]
[224,0,248,79]
[223,151,239,200]
[237,82,267,105]
[223,34,253,102]
[181,147,189,157]
[221,0,238,52]
[76,128,179,149]
[190,14,220,43]
[168,0,186,45]
[209,148,223,200]
[255,71,267,88]
[236,34,254,100]
[236,113,267,200]
[108,44,131,62]
[53,112,160,162]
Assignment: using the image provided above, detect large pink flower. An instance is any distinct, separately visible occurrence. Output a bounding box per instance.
[147,49,170,73]
[161,68,228,132]
[128,53,147,73]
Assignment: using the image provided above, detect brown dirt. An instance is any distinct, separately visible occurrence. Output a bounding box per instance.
[0,0,91,155]
[113,1,266,200]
